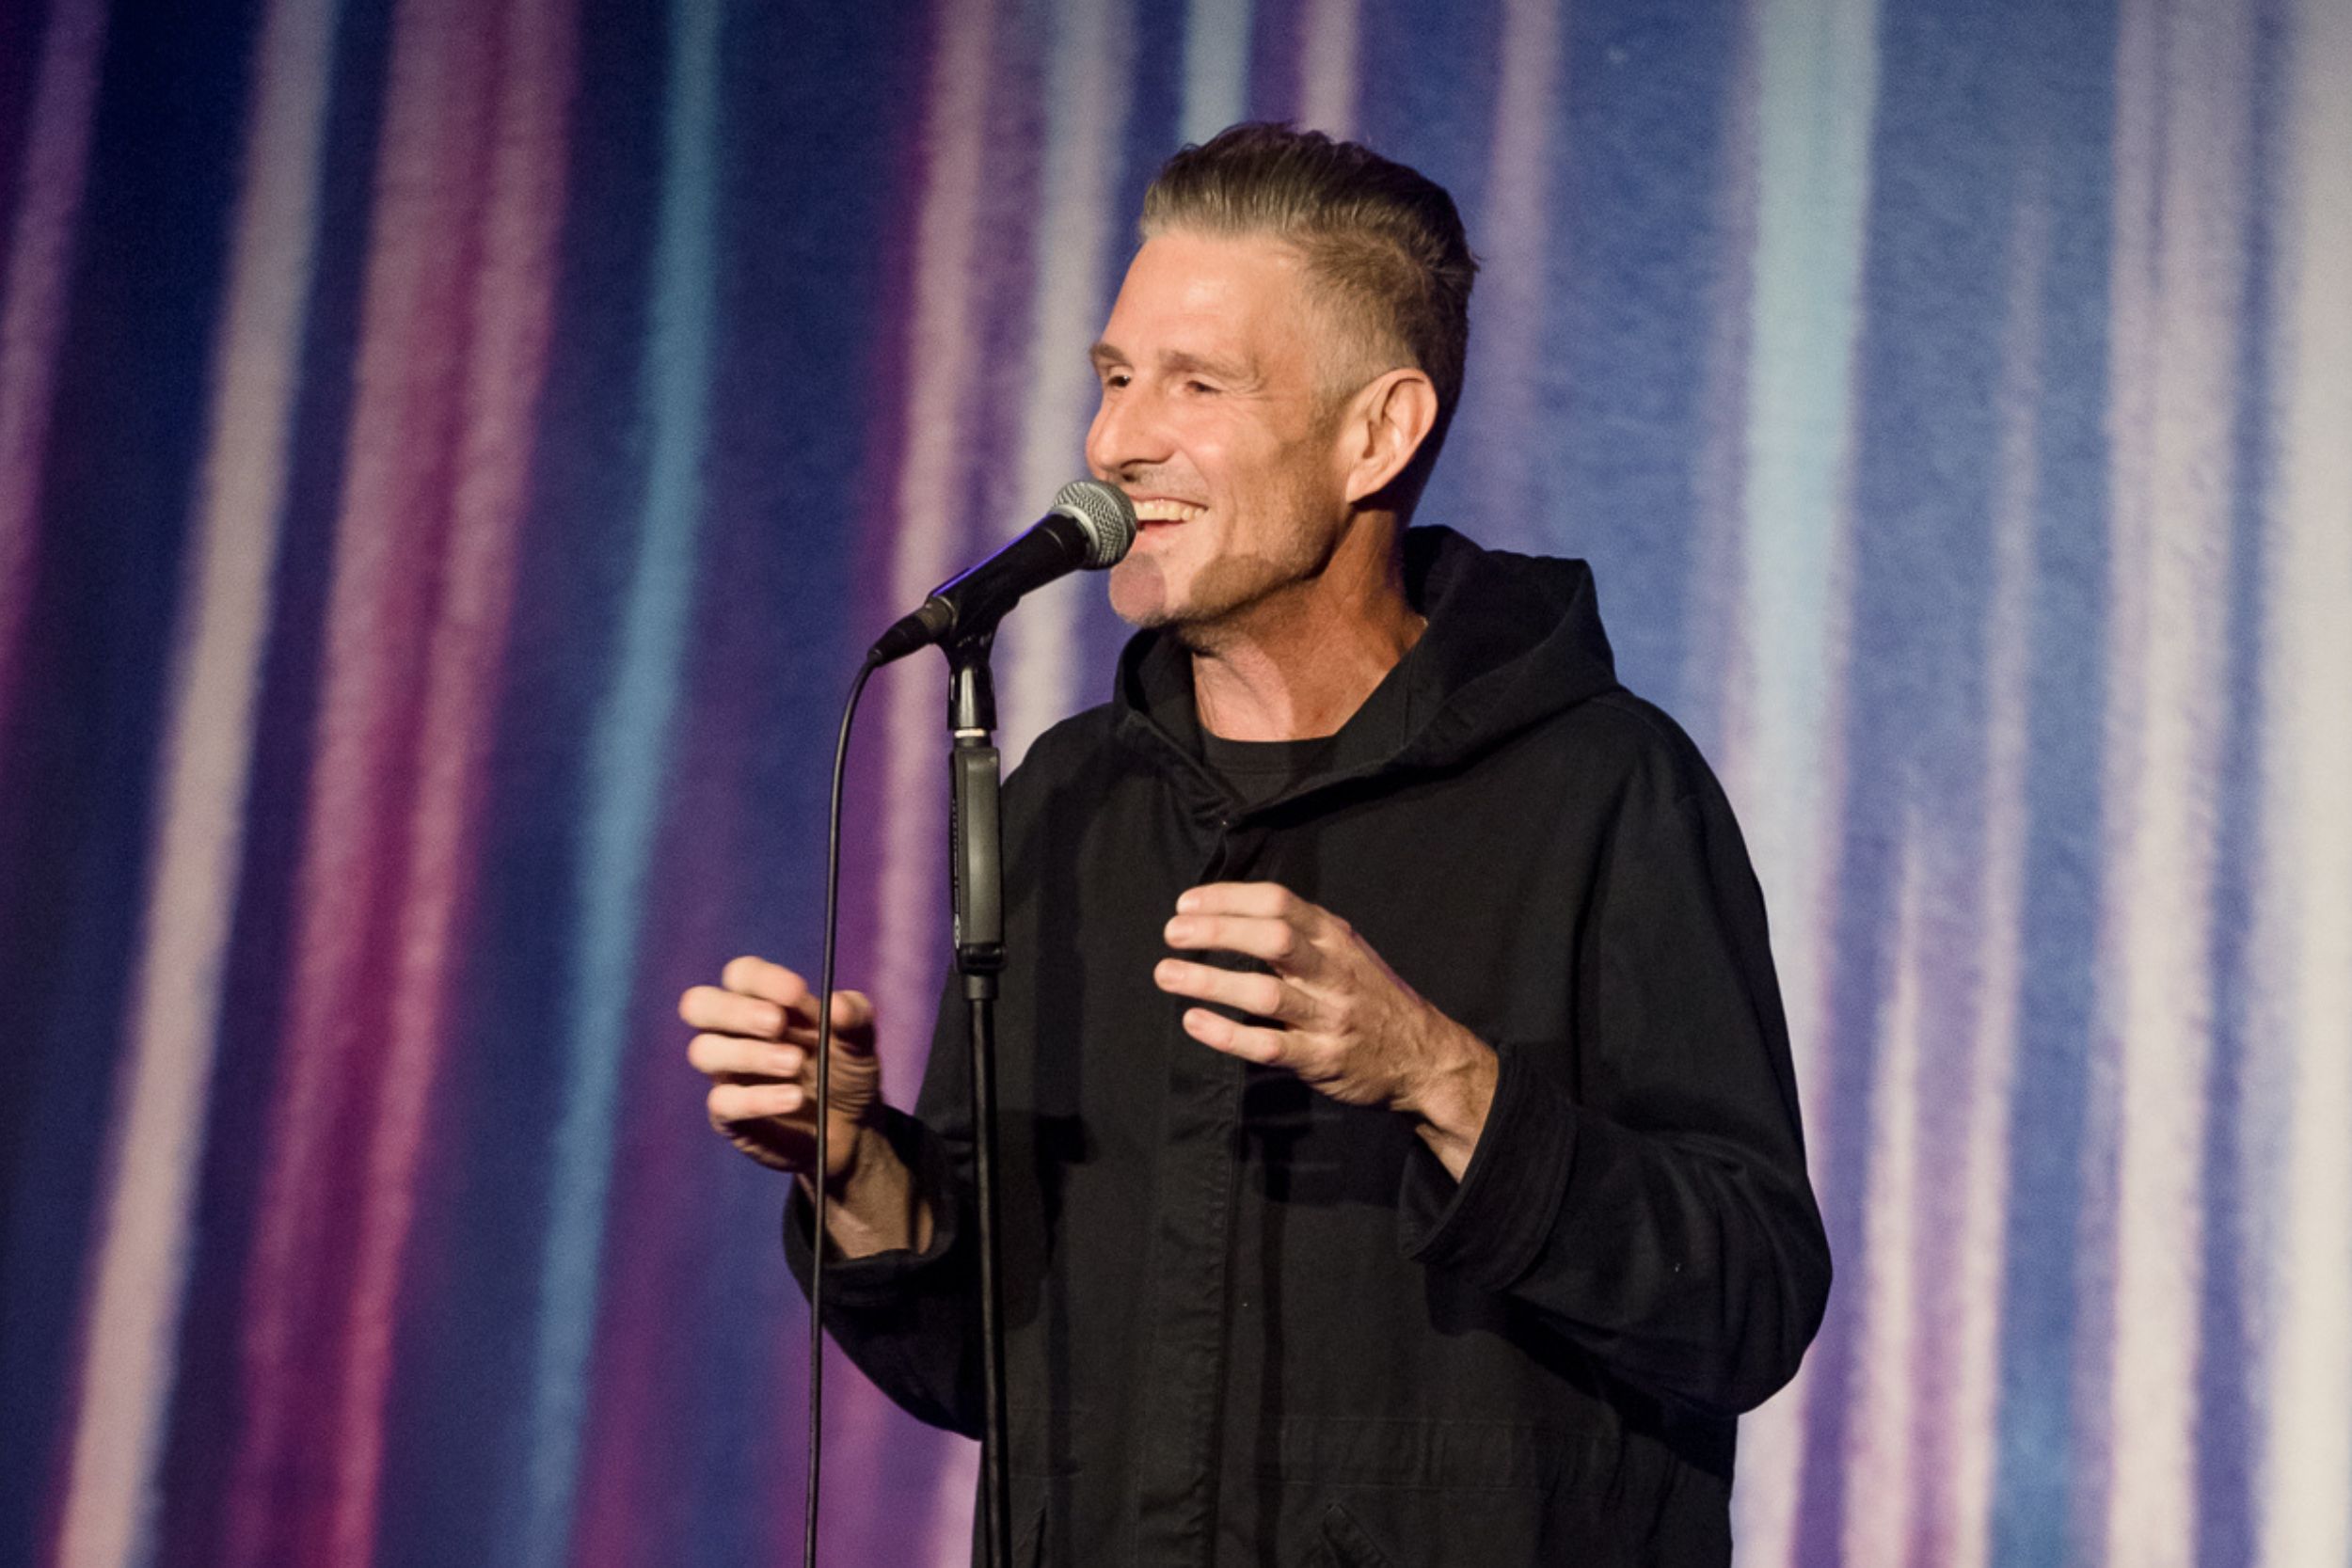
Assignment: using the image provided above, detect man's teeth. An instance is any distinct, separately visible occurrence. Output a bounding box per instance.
[1132,499,1206,523]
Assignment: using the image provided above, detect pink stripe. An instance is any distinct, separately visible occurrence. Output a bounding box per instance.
[222,1,502,1561]
[1839,819,1926,1567]
[323,0,576,1560]
[2091,3,2251,1560]
[1295,0,1359,137]
[0,0,107,739]
[869,2,1005,1556]
[878,0,1000,1086]
[1468,0,1563,557]
[1900,825,1997,1568]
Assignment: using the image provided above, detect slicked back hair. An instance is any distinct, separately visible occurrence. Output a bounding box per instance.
[1140,122,1478,505]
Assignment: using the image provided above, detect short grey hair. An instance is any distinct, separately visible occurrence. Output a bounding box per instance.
[1141,122,1478,499]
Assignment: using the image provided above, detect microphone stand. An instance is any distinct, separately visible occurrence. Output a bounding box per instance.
[946,630,1012,1568]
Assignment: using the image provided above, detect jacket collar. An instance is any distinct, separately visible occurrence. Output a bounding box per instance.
[1107,526,1621,819]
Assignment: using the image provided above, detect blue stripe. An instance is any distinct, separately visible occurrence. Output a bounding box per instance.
[2193,3,2286,1560]
[1987,0,2122,1558]
[1796,0,2062,1553]
[1529,0,1742,709]
[673,0,937,1554]
[508,0,724,1559]
[1353,0,1498,232]
[1355,0,1499,569]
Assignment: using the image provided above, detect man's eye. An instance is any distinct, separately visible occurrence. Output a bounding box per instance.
[1184,379,1218,395]
[1103,372,1131,390]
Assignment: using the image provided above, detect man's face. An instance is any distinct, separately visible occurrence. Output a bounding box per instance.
[1086,230,1358,636]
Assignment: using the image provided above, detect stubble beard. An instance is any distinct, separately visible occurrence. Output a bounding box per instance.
[1109,392,1354,644]
[1112,498,1339,654]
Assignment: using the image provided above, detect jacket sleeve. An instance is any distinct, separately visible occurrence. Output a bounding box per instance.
[782,982,985,1438]
[1395,741,1833,1418]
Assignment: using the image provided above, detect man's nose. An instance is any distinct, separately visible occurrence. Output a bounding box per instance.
[1086,387,1167,479]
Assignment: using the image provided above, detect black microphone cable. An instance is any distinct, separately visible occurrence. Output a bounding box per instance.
[804,650,878,1568]
[796,480,1128,1567]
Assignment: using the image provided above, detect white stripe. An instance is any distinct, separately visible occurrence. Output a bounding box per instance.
[1738,0,1879,1138]
[867,35,1007,1552]
[1295,0,1359,139]
[52,2,340,1564]
[1180,0,1251,146]
[2098,3,2250,1558]
[2253,0,2352,1561]
[998,0,1132,766]
[1470,0,1563,557]
[1839,816,1926,1568]
[878,0,1005,1097]
[1727,2,1879,1560]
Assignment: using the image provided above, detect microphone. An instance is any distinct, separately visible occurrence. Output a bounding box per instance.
[866,480,1137,666]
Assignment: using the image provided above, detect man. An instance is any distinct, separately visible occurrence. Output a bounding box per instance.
[682,124,1829,1566]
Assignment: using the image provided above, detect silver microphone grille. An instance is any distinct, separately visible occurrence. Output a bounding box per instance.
[1051,480,1138,568]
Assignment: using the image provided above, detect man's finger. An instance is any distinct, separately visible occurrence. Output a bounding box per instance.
[1174,881,1304,920]
[1179,1006,1287,1065]
[687,1032,804,1081]
[720,955,818,1010]
[679,985,793,1038]
[1163,912,1312,971]
[707,1079,811,1126]
[826,989,877,1038]
[771,990,879,1056]
[1152,959,1296,1022]
[687,974,873,1037]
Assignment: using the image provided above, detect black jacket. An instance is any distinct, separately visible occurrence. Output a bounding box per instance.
[789,528,1832,1566]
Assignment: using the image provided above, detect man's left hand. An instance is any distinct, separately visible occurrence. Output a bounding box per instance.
[1152,881,1498,1179]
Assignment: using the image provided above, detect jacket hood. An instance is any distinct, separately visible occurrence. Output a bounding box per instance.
[1108,526,1621,810]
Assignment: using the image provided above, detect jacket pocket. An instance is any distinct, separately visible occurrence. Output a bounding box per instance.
[1304,1500,1397,1568]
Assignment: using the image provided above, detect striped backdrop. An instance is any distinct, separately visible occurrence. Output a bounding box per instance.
[1,0,2345,1563]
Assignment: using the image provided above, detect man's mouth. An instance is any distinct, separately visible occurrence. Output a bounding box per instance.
[1130,498,1207,527]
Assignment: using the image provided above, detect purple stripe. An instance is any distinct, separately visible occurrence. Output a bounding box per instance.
[323,0,575,1557]
[866,0,1009,1553]
[0,0,107,748]
[222,0,505,1559]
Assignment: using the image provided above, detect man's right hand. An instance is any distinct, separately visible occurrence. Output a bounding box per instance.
[681,957,882,1182]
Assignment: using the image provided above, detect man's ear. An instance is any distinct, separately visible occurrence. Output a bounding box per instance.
[1340,368,1439,506]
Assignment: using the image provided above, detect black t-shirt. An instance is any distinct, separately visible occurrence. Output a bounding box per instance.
[1195,642,1422,810]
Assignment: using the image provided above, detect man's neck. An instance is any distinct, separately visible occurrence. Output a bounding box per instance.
[1187,522,1423,742]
